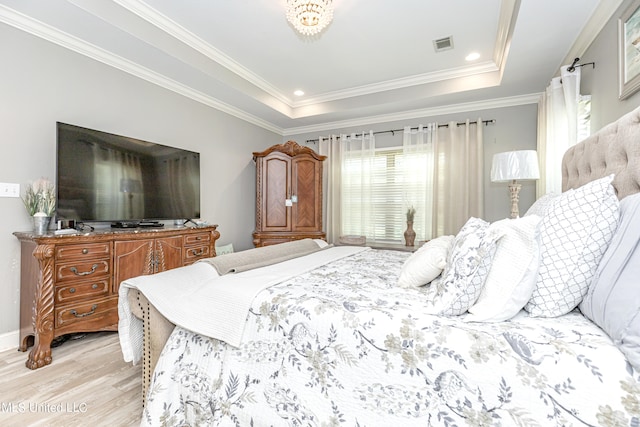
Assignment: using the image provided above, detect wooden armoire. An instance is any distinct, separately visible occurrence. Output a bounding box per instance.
[253,141,326,247]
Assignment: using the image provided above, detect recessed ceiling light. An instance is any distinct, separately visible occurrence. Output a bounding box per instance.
[465,52,480,61]
[294,90,305,96]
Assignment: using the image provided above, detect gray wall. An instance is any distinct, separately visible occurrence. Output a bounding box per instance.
[285,103,539,225]
[581,0,640,131]
[0,24,280,341]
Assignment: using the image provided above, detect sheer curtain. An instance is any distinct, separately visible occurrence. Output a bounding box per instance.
[402,124,435,242]
[322,121,484,243]
[537,65,582,196]
[163,154,200,218]
[339,131,376,240]
[433,119,484,236]
[318,135,342,243]
[93,144,144,220]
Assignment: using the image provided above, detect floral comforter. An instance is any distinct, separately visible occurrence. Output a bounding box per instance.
[142,249,640,427]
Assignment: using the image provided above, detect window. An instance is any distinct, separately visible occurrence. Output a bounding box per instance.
[341,147,431,243]
[578,95,591,141]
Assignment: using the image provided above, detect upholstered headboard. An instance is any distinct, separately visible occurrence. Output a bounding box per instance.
[562,106,640,199]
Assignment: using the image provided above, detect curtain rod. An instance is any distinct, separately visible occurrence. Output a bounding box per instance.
[305,119,495,144]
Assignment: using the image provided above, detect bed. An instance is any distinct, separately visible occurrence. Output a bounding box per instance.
[118,107,640,426]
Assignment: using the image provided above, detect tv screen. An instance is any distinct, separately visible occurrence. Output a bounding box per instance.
[56,122,200,224]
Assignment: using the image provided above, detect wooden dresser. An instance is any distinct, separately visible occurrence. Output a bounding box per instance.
[253,141,326,246]
[13,225,219,369]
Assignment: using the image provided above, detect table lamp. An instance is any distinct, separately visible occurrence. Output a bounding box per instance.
[491,150,540,218]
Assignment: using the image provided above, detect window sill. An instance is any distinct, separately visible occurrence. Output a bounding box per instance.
[368,242,419,252]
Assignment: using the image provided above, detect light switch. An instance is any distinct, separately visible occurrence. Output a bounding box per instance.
[0,182,20,198]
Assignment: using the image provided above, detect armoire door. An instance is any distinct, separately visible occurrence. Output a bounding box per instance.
[261,152,292,232]
[291,156,322,232]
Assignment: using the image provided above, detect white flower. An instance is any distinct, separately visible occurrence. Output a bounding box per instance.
[22,178,56,216]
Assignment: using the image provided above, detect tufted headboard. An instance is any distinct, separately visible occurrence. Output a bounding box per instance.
[562,106,640,199]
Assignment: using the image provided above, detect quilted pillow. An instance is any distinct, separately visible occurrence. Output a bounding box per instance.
[423,217,504,316]
[524,193,561,217]
[466,215,542,322]
[398,235,455,288]
[525,175,620,317]
[579,192,640,370]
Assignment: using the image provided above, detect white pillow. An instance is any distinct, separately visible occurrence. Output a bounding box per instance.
[398,235,455,288]
[466,215,541,322]
[423,217,504,316]
[525,175,620,317]
[524,193,561,217]
[579,192,640,370]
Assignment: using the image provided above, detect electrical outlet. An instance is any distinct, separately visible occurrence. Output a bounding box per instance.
[0,182,20,198]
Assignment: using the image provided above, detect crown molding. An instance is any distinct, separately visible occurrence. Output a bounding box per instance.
[0,4,283,134]
[114,0,513,109]
[283,93,542,136]
[112,0,292,106]
[292,61,499,107]
[0,3,543,137]
[296,0,517,107]
[493,0,520,78]
[560,0,624,67]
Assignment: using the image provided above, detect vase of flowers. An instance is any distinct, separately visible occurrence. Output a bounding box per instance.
[404,206,416,246]
[22,178,56,235]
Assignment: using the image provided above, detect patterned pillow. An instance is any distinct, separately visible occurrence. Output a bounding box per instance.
[466,215,542,322]
[423,217,503,316]
[398,235,455,288]
[525,175,619,317]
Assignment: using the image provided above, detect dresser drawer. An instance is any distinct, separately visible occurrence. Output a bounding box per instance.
[56,259,110,282]
[55,278,110,304]
[184,232,211,246]
[56,242,111,261]
[184,244,211,263]
[55,297,118,329]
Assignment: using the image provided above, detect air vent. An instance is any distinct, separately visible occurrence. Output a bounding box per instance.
[433,36,454,52]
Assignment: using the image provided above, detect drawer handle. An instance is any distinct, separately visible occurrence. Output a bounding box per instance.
[191,248,204,256]
[195,236,202,241]
[82,248,89,254]
[70,264,98,276]
[70,304,97,318]
[92,283,98,289]
[69,288,76,293]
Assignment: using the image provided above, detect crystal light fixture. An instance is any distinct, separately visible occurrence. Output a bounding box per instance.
[286,0,334,36]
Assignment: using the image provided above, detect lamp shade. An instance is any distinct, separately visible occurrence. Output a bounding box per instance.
[491,150,540,182]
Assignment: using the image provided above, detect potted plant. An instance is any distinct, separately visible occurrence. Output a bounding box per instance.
[22,178,56,234]
[406,206,416,223]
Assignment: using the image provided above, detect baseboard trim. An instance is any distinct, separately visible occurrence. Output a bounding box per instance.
[0,330,19,352]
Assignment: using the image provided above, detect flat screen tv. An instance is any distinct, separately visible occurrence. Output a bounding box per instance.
[56,122,200,226]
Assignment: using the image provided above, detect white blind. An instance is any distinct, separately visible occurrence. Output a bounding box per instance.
[342,148,430,243]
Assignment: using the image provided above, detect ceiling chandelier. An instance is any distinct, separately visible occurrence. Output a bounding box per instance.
[285,0,334,36]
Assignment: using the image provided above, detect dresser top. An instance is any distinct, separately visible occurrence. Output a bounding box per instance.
[14,224,219,243]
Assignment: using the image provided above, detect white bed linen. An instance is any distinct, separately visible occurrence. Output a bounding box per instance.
[118,262,219,364]
[142,249,640,426]
[118,246,367,362]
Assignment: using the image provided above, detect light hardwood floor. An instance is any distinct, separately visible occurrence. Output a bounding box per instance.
[0,332,142,426]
